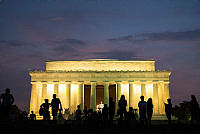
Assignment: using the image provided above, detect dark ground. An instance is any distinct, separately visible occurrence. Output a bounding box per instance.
[1,120,200,134]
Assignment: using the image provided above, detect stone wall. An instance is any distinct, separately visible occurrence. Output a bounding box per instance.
[46,60,155,72]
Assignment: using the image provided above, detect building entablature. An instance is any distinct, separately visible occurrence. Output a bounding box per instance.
[30,71,170,82]
[30,80,169,85]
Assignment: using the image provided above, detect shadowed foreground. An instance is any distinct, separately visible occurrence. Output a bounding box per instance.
[1,120,200,134]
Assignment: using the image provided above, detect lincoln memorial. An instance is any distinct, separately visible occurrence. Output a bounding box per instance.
[29,59,171,116]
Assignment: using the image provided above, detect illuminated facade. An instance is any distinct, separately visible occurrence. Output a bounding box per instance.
[29,59,171,115]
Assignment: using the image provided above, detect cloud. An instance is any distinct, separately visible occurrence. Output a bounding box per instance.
[0,38,89,63]
[52,38,88,54]
[107,29,200,44]
[0,40,29,47]
[54,44,77,53]
[92,50,139,60]
[54,38,87,46]
[0,39,47,68]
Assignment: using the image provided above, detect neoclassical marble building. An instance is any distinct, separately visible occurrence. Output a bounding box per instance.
[29,59,171,115]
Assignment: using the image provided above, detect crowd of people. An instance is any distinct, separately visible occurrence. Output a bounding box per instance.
[0,88,200,126]
[35,93,199,126]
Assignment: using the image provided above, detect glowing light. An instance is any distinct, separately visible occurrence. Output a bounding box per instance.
[58,84,66,111]
[146,83,153,100]
[70,84,78,113]
[37,83,43,105]
[133,83,141,109]
[121,84,129,110]
[47,84,54,102]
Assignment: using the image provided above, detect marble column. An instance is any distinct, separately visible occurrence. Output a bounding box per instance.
[90,82,96,111]
[30,82,37,113]
[158,82,165,114]
[132,82,142,109]
[116,82,121,111]
[42,83,47,103]
[57,83,67,113]
[117,83,121,101]
[164,82,170,103]
[104,82,109,106]
[54,83,59,97]
[153,82,159,114]
[66,83,71,109]
[141,83,146,100]
[78,83,84,110]
[129,82,134,108]
[36,82,42,114]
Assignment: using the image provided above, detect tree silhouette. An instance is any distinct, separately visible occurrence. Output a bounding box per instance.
[173,101,191,121]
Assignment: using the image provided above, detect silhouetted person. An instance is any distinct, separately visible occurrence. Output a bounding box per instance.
[75,105,82,121]
[165,99,172,125]
[109,97,115,121]
[30,110,36,121]
[0,88,14,122]
[138,96,147,125]
[118,95,127,122]
[87,109,93,121]
[147,98,153,125]
[102,104,109,121]
[190,95,199,124]
[51,94,62,120]
[83,106,88,117]
[127,107,136,126]
[40,99,51,120]
[57,109,65,125]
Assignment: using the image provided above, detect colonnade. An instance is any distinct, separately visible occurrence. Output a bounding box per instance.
[30,81,170,115]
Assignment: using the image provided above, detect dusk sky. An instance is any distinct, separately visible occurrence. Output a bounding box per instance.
[0,0,200,111]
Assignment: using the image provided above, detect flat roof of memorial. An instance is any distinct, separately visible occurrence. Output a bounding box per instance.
[46,59,155,62]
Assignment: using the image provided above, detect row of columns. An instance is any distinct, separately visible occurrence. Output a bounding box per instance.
[30,81,170,115]
[30,82,84,114]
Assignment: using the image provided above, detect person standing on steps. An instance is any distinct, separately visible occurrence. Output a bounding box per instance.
[30,110,36,121]
[147,98,153,125]
[138,96,147,125]
[40,99,51,120]
[109,97,115,122]
[118,95,127,124]
[51,94,62,120]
